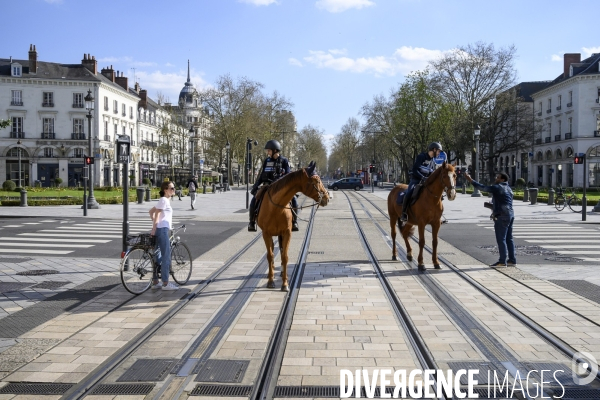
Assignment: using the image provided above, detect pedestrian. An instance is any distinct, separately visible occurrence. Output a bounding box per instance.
[149,181,179,291]
[176,184,183,201]
[465,171,516,268]
[187,174,199,210]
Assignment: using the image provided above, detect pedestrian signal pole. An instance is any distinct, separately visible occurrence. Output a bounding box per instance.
[82,164,88,217]
[117,135,131,254]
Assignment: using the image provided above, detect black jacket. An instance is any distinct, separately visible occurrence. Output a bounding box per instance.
[253,155,290,189]
[410,152,434,182]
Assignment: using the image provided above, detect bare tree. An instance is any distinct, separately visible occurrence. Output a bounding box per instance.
[296,124,327,174]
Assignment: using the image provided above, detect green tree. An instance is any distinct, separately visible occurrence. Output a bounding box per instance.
[0,119,10,129]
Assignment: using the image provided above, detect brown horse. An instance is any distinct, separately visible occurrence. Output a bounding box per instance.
[387,162,456,270]
[256,161,329,291]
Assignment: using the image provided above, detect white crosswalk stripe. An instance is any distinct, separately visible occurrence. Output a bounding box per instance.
[478,223,600,260]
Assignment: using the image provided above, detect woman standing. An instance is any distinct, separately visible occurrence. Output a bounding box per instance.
[149,181,179,291]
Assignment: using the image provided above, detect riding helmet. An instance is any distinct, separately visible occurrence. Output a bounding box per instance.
[264,140,281,152]
[428,142,442,151]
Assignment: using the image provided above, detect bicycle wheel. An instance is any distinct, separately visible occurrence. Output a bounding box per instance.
[121,247,153,294]
[568,196,582,213]
[554,195,565,211]
[170,242,192,285]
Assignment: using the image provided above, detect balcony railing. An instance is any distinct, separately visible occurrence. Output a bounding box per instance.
[546,109,551,114]
[537,112,542,116]
[10,132,25,139]
[10,101,23,106]
[555,134,561,141]
[567,102,572,107]
[72,103,84,108]
[595,130,600,137]
[71,133,87,140]
[556,106,561,111]
[104,135,111,141]
[42,102,54,107]
[41,132,56,139]
[544,137,551,143]
[142,140,158,148]
[565,132,572,139]
[535,138,542,145]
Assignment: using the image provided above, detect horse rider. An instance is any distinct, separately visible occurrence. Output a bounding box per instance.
[248,139,300,232]
[401,142,443,222]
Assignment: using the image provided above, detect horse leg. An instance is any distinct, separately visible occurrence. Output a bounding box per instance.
[278,234,284,277]
[417,224,426,271]
[263,233,276,288]
[390,215,397,261]
[280,231,291,291]
[431,221,441,269]
[401,223,413,261]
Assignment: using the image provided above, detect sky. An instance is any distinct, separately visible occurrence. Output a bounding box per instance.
[3,0,600,152]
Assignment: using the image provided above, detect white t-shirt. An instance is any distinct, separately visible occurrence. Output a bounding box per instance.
[155,197,173,229]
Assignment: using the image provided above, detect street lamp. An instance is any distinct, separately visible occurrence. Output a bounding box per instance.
[226,141,231,191]
[471,124,482,197]
[85,89,100,208]
[17,139,22,188]
[246,138,258,209]
[189,126,196,177]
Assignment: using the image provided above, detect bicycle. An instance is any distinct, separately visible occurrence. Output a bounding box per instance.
[120,225,192,295]
[554,187,582,213]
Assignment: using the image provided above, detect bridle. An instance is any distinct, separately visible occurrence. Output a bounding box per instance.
[424,166,455,199]
[266,175,328,210]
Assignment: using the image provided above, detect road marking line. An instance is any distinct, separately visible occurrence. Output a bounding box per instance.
[0,237,110,243]
[23,233,122,238]
[0,243,92,248]
[0,249,73,254]
[555,251,600,254]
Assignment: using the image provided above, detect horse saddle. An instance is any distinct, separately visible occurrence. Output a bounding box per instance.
[253,185,268,219]
[396,183,423,206]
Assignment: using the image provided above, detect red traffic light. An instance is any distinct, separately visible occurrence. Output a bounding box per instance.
[574,153,585,164]
[85,156,95,165]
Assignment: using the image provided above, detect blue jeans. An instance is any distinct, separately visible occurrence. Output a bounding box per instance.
[153,227,171,283]
[494,216,516,264]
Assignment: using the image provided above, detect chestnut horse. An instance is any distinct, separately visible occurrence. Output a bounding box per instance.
[256,161,329,291]
[387,162,456,270]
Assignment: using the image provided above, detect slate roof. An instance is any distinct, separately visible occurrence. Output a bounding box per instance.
[512,81,552,102]
[544,53,600,89]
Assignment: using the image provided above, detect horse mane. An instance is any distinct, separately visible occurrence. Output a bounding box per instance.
[267,169,305,195]
[425,163,455,187]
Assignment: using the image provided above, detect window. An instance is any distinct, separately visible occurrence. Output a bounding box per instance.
[42,118,55,139]
[74,148,83,158]
[104,96,109,111]
[558,120,562,135]
[547,98,551,112]
[73,93,84,108]
[11,117,23,137]
[568,91,573,106]
[129,106,133,119]
[11,90,22,106]
[122,104,126,116]
[558,95,561,108]
[44,148,54,158]
[104,121,108,137]
[73,118,84,134]
[114,124,118,136]
[113,100,118,113]
[538,102,542,113]
[122,126,126,136]
[568,117,573,133]
[43,92,54,107]
[12,65,22,77]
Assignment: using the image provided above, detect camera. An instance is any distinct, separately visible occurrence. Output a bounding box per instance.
[484,202,493,210]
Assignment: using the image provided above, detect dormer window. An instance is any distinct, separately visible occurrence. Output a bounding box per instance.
[569,65,574,77]
[11,63,22,77]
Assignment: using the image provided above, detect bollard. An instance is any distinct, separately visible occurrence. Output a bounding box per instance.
[203,184,207,194]
[145,187,151,202]
[523,188,529,202]
[529,188,539,205]
[547,188,555,206]
[20,189,27,207]
[136,187,145,204]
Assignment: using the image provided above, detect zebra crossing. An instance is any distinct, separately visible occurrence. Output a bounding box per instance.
[0,218,183,256]
[478,223,600,262]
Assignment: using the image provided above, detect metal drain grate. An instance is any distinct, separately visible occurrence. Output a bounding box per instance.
[194,359,249,383]
[522,362,575,386]
[275,386,340,397]
[545,256,581,262]
[0,282,32,294]
[454,387,514,399]
[117,359,177,382]
[30,281,70,290]
[16,269,59,276]
[561,387,600,399]
[189,384,253,396]
[549,280,600,305]
[438,252,456,255]
[90,383,154,395]
[0,257,33,264]
[0,382,73,395]
[308,251,324,254]
[478,245,560,257]
[447,362,507,385]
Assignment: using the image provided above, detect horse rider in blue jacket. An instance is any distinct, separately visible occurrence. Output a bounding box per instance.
[248,139,300,232]
[401,142,443,222]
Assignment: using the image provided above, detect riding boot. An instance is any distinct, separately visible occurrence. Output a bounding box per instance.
[248,200,257,232]
[292,211,299,232]
[400,192,410,222]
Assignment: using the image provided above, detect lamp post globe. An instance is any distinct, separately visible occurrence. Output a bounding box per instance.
[85,89,100,208]
[471,124,482,197]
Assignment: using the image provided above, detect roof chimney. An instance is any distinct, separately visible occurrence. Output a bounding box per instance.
[28,44,38,74]
[134,81,141,94]
[100,65,115,82]
[139,89,148,109]
[564,53,581,78]
[81,53,97,75]
[115,71,129,91]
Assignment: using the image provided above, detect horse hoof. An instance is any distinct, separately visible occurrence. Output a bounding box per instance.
[392,255,397,261]
[267,281,275,289]
[281,285,289,292]
[434,264,441,269]
[418,264,426,271]
[407,255,413,261]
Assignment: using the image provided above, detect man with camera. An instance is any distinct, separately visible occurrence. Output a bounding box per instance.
[465,172,516,268]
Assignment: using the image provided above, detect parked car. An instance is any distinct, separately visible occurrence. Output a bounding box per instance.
[327,177,364,191]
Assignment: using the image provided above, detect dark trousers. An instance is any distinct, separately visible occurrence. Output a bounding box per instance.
[494,215,516,264]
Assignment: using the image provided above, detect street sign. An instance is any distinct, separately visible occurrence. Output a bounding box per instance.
[199,159,204,164]
[116,135,131,164]
[434,151,447,165]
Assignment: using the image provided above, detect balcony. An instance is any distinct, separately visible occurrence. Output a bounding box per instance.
[143,140,157,148]
[71,133,87,140]
[567,102,572,107]
[537,112,542,116]
[41,132,56,139]
[104,135,111,141]
[72,103,84,108]
[595,130,600,137]
[556,106,561,111]
[42,102,54,107]
[10,101,23,106]
[535,138,542,145]
[555,134,561,142]
[546,109,551,114]
[565,132,572,139]
[544,137,551,143]
[10,132,25,139]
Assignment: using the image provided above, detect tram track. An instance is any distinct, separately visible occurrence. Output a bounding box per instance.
[349,190,600,395]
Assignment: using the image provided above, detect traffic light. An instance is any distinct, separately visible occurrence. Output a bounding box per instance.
[84,156,95,165]
[574,154,585,164]
[369,164,375,173]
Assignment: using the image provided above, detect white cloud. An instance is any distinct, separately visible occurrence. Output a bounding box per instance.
[165,62,175,67]
[97,56,156,68]
[135,69,209,103]
[315,0,375,13]
[302,46,444,76]
[582,47,600,58]
[289,58,303,67]
[238,0,277,5]
[328,49,347,55]
[551,54,562,62]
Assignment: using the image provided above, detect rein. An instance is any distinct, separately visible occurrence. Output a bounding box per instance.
[266,181,325,210]
[423,167,454,199]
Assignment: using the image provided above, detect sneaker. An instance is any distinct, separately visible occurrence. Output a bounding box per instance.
[161,282,179,291]
[151,283,162,290]
[507,261,518,267]
[191,204,195,210]
[489,261,506,267]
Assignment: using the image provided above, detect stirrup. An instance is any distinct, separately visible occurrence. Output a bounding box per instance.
[248,221,257,232]
[400,213,408,222]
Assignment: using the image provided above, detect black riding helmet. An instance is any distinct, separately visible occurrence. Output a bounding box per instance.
[428,142,442,151]
[264,140,281,153]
